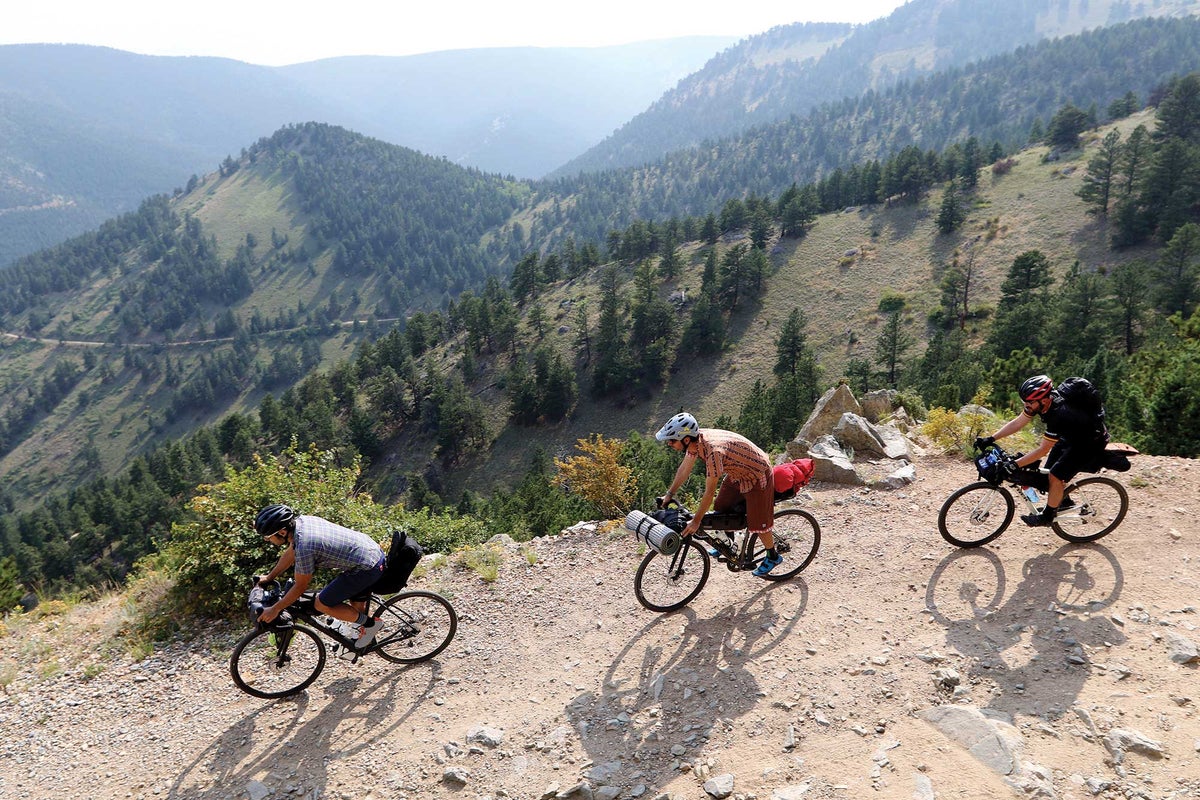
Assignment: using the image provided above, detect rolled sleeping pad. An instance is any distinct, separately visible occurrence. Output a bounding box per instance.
[624,510,682,556]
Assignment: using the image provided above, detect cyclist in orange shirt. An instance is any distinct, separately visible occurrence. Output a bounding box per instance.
[655,412,783,576]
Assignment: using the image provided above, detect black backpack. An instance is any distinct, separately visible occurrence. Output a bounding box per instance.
[1056,376,1108,438]
[372,530,423,595]
[1057,377,1104,416]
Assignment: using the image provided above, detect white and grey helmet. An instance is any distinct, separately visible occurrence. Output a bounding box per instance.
[655,412,700,443]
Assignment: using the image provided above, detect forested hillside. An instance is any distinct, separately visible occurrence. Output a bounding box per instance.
[537,17,1200,249]
[553,0,1200,176]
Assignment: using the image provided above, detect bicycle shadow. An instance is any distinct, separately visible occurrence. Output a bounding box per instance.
[565,580,809,792]
[166,661,440,799]
[925,543,1125,719]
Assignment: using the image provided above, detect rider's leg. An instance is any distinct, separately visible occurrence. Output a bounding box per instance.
[746,481,782,576]
[316,559,385,624]
[1022,445,1083,526]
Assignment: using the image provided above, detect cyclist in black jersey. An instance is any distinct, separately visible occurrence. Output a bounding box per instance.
[975,375,1109,527]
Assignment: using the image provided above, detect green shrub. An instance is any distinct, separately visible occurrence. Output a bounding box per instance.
[165,442,408,615]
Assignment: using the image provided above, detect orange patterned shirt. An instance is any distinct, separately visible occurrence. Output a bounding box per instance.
[697,429,772,492]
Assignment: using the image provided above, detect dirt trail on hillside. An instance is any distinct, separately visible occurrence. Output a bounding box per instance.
[1,454,1197,800]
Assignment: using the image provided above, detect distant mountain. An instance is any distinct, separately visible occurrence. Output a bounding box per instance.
[0,38,729,266]
[278,39,737,179]
[538,16,1200,247]
[551,0,1200,176]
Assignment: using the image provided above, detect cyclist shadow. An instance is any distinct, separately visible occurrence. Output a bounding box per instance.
[166,662,440,799]
[566,580,809,790]
[925,543,1125,720]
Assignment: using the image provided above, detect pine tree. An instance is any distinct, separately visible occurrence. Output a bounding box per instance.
[936,179,965,234]
[874,311,914,388]
[1077,129,1122,215]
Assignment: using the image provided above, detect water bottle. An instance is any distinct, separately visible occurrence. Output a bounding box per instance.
[1021,486,1040,504]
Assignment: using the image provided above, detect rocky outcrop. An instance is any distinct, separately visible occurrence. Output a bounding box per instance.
[788,385,918,487]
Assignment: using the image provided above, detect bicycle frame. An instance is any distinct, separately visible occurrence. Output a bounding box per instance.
[261,586,406,661]
[670,505,762,572]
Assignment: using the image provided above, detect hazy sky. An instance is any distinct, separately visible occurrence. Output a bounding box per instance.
[3,0,911,66]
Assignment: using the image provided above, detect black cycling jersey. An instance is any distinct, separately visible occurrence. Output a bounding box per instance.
[1038,394,1109,446]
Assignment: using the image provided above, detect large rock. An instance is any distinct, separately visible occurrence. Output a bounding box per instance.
[789,384,864,457]
[861,389,896,422]
[920,706,1055,797]
[832,413,914,461]
[875,422,915,461]
[808,435,864,485]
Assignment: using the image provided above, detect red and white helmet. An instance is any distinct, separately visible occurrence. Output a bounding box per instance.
[1019,374,1054,402]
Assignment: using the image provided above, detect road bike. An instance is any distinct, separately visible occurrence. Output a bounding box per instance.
[938,443,1129,548]
[230,580,457,699]
[633,501,820,612]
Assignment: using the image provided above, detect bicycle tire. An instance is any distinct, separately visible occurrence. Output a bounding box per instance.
[373,590,458,664]
[1051,476,1128,543]
[230,624,326,699]
[634,538,711,612]
[748,508,821,581]
[938,482,1015,547]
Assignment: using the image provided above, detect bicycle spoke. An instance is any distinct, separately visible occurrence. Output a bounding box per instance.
[230,625,326,699]
[1051,476,1128,543]
[373,591,458,664]
[634,538,710,612]
[938,483,1014,547]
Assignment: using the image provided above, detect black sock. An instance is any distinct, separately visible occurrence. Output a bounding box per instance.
[767,548,779,558]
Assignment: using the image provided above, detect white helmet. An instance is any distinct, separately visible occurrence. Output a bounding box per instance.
[655,412,700,443]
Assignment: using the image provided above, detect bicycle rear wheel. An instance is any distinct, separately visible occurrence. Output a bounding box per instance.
[749,508,821,581]
[1052,476,1128,543]
[230,624,326,699]
[634,538,711,612]
[938,482,1014,547]
[373,591,458,664]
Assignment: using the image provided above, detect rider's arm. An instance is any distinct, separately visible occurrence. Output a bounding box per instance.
[991,412,1032,442]
[261,572,312,623]
[664,452,698,500]
[684,473,720,536]
[259,544,296,585]
[1015,436,1054,468]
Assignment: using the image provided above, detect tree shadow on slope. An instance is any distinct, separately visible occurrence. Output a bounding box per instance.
[925,543,1125,720]
[565,579,809,796]
[167,662,440,800]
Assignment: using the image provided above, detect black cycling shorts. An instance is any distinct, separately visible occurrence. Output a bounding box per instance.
[1046,441,1104,483]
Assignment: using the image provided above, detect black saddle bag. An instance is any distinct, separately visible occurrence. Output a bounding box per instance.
[372,530,424,595]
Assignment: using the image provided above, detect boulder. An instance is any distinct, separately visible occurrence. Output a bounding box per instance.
[861,389,896,422]
[790,384,864,456]
[875,422,915,461]
[958,403,997,419]
[808,436,863,485]
[833,413,914,461]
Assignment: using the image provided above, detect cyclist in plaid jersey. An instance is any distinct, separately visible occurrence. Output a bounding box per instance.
[255,505,386,648]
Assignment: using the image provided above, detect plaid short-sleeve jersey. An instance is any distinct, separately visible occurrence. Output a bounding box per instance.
[292,515,384,576]
[697,428,772,493]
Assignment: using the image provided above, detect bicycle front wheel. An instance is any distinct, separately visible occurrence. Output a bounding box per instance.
[373,591,458,664]
[634,538,711,612]
[1052,476,1128,543]
[230,624,326,699]
[748,508,821,581]
[938,482,1014,547]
